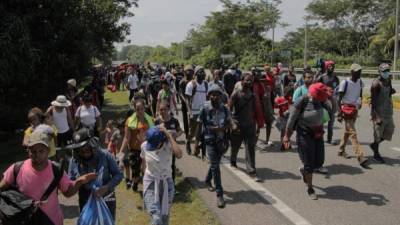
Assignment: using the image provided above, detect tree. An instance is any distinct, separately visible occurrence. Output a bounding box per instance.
[0,0,138,131]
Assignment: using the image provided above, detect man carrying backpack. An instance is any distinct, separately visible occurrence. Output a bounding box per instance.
[0,131,96,225]
[369,63,396,163]
[317,60,340,144]
[185,66,208,156]
[337,64,368,168]
[198,84,231,208]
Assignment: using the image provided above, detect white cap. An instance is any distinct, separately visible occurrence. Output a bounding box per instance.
[350,64,362,72]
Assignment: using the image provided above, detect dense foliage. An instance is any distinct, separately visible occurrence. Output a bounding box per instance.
[0,0,137,131]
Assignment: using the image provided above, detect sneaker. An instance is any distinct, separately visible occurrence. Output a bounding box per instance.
[217,196,225,208]
[373,154,385,164]
[249,173,261,182]
[307,187,318,200]
[299,167,306,183]
[132,182,138,192]
[314,167,328,174]
[205,181,215,192]
[338,151,351,159]
[359,158,369,168]
[126,180,132,190]
[265,141,274,147]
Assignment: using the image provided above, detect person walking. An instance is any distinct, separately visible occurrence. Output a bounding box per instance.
[0,131,96,225]
[127,67,139,102]
[283,83,332,200]
[68,128,123,221]
[155,100,183,183]
[157,79,178,116]
[75,94,102,137]
[317,60,340,144]
[369,63,396,163]
[179,65,194,142]
[293,71,314,102]
[141,127,183,225]
[46,95,75,147]
[198,84,231,208]
[23,107,57,159]
[119,99,154,191]
[185,66,208,156]
[337,64,368,167]
[229,73,261,181]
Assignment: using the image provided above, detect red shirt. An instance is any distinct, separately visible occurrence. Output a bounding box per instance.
[264,72,275,91]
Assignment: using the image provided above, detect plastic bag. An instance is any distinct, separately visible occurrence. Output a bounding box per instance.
[322,109,330,124]
[77,167,114,225]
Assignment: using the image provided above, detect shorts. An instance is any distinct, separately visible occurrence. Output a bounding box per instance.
[56,129,73,147]
[123,150,142,178]
[374,117,395,142]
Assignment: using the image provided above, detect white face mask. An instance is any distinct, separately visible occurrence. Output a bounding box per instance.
[381,71,390,79]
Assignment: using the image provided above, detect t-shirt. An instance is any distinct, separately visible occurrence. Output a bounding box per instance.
[128,74,139,90]
[52,108,69,133]
[230,90,256,128]
[338,78,363,106]
[2,159,73,225]
[293,85,309,102]
[317,73,340,89]
[185,81,207,115]
[75,105,100,128]
[141,141,172,177]
[126,120,149,151]
[223,73,237,96]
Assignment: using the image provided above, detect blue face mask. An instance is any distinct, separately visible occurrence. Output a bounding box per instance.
[381,71,390,79]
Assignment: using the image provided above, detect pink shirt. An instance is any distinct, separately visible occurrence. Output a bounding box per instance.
[3,159,74,225]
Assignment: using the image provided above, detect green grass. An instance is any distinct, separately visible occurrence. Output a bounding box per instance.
[362,94,400,110]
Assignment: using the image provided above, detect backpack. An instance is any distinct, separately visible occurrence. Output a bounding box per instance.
[0,161,62,225]
[191,80,208,97]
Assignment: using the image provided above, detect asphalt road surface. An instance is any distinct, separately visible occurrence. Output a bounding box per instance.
[176,107,400,225]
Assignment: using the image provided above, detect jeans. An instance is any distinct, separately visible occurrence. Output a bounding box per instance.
[327,111,335,142]
[205,144,223,197]
[339,118,364,161]
[144,178,175,225]
[230,124,257,174]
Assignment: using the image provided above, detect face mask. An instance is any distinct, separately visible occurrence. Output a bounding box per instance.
[381,71,390,79]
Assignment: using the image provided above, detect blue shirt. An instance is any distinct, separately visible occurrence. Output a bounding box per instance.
[198,101,231,141]
[293,85,309,102]
[68,148,123,192]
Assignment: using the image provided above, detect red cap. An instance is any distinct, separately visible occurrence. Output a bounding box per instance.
[309,82,331,102]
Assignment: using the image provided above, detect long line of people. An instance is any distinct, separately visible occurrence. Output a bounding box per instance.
[0,61,396,225]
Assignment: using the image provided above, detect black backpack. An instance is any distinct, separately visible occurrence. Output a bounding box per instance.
[0,161,62,225]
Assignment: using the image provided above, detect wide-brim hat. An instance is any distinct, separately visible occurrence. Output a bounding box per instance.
[51,95,71,107]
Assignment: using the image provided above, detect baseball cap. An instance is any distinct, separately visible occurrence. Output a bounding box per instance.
[145,127,167,151]
[184,65,194,71]
[27,131,50,148]
[207,84,224,96]
[194,65,204,75]
[350,64,362,72]
[379,63,390,72]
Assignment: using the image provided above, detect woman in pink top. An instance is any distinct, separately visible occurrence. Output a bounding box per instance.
[0,131,96,225]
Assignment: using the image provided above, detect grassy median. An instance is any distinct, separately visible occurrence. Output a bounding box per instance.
[104,90,220,225]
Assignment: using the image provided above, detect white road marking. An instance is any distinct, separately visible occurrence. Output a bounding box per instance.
[391,147,400,152]
[221,158,312,225]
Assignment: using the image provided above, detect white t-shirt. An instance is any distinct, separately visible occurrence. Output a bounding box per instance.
[339,78,364,106]
[185,81,207,115]
[52,108,69,133]
[75,105,100,128]
[128,74,139,90]
[141,141,172,177]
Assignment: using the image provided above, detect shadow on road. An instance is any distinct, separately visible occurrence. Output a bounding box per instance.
[224,190,276,205]
[323,164,364,179]
[315,185,389,206]
[60,204,80,219]
[255,167,301,181]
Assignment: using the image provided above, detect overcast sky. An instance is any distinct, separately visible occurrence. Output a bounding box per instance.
[117,0,311,48]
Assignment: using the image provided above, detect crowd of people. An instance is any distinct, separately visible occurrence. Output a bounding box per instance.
[0,60,396,225]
